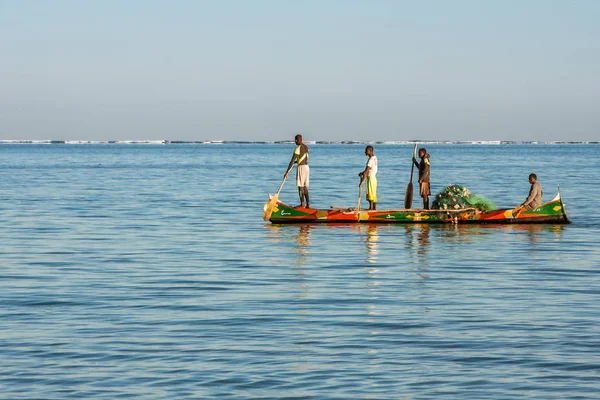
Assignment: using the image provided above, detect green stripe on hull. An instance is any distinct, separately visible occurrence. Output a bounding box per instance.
[368,211,447,222]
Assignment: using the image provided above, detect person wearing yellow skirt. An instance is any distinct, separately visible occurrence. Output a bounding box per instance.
[358,145,378,210]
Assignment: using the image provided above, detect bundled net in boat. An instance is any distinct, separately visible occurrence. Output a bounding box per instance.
[432,184,496,212]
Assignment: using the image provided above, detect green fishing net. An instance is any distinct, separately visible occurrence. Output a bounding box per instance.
[432,184,496,212]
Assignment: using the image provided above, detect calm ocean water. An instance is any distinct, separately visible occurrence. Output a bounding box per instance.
[1,143,599,399]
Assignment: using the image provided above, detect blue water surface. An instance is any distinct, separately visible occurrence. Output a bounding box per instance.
[1,143,599,399]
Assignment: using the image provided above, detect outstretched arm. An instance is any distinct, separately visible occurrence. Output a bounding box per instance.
[284,154,297,178]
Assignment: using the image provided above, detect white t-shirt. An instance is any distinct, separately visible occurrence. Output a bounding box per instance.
[366,155,378,176]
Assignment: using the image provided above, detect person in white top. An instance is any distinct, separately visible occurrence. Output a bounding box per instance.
[358,145,378,210]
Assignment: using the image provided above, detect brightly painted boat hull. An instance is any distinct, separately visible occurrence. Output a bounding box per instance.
[266,191,570,225]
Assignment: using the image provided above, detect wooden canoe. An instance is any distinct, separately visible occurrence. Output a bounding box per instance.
[265,190,570,225]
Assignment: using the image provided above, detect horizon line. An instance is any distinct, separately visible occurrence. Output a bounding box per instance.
[1,139,599,145]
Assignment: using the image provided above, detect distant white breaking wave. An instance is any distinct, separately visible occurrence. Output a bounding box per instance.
[0,140,168,144]
[0,139,598,145]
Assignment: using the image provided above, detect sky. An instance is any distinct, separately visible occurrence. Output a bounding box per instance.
[1,0,599,142]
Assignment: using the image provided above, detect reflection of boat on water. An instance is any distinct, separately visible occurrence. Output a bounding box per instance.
[265,190,570,225]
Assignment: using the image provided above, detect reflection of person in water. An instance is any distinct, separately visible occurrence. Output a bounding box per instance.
[295,225,311,254]
[290,225,311,299]
[294,225,311,268]
[525,224,542,244]
[403,224,431,280]
[417,225,430,258]
[365,224,379,263]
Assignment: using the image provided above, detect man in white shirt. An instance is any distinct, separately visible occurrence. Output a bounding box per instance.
[358,145,378,210]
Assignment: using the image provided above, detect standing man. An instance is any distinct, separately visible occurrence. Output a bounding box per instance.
[413,147,431,209]
[521,173,543,210]
[358,145,378,210]
[284,134,310,208]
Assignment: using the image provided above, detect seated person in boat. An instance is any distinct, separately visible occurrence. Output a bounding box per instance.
[521,173,543,210]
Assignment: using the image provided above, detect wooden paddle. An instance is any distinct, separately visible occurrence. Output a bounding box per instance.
[357,183,363,221]
[511,205,524,218]
[404,143,418,209]
[263,172,290,221]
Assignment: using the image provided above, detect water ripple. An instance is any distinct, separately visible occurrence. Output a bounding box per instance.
[1,144,600,399]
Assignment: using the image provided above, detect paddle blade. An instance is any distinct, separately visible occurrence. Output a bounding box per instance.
[404,182,413,209]
[263,194,279,221]
[512,205,524,218]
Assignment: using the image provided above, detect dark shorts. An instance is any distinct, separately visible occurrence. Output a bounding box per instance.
[420,182,431,196]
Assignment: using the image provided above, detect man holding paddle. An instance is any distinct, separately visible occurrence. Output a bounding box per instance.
[413,147,431,209]
[358,145,378,210]
[284,134,310,208]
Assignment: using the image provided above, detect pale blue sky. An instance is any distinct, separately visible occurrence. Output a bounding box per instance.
[1,0,599,141]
